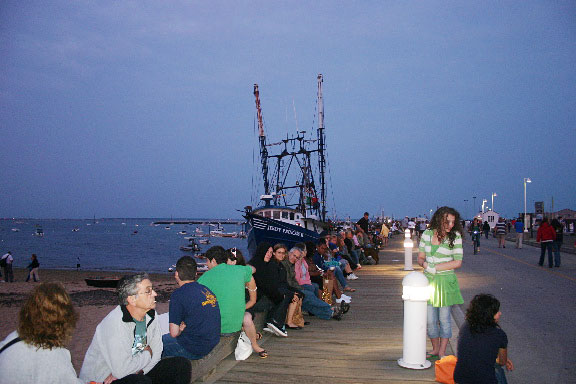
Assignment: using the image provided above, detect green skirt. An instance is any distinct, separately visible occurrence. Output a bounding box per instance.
[425,272,464,307]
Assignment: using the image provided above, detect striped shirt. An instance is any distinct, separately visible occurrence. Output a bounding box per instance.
[419,229,463,275]
[495,222,507,235]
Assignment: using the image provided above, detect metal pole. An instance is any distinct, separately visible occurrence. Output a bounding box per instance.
[524,179,528,232]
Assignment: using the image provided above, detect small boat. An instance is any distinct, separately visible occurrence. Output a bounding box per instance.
[34,226,44,236]
[72,228,80,232]
[85,277,120,288]
[177,231,188,235]
[198,239,211,245]
[165,226,171,230]
[11,228,20,232]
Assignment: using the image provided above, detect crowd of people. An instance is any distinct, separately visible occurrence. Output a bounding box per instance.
[0,226,372,383]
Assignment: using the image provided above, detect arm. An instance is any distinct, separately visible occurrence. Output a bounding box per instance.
[497,348,514,371]
[169,322,185,338]
[245,277,257,309]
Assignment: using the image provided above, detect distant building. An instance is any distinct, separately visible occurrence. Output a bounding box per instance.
[475,210,501,229]
[554,208,576,232]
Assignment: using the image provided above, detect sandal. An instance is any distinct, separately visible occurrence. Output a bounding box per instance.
[257,349,268,359]
[343,287,356,292]
[256,332,263,340]
[426,353,439,359]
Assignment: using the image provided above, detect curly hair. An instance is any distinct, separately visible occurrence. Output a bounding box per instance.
[429,206,463,248]
[18,282,78,350]
[466,293,501,334]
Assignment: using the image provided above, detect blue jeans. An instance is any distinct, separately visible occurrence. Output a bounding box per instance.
[349,249,360,265]
[552,241,562,267]
[331,265,348,288]
[162,334,205,360]
[427,305,452,339]
[300,284,333,319]
[539,242,554,267]
[495,364,508,384]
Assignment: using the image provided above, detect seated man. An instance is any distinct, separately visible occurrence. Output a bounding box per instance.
[313,240,355,292]
[162,256,221,360]
[80,273,190,384]
[198,246,257,334]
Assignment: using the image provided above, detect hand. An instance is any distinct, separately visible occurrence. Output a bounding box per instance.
[179,321,186,332]
[144,345,153,358]
[506,359,514,371]
[104,373,117,384]
[425,266,437,274]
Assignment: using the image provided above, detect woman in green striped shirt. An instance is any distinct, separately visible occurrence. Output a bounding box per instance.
[418,206,464,359]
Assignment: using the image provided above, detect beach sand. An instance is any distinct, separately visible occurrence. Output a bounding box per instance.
[0,268,175,372]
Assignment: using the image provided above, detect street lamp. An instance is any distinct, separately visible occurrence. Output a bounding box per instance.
[524,178,532,232]
[473,196,477,216]
[482,199,488,213]
[491,193,497,212]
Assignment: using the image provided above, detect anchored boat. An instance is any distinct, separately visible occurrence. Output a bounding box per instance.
[244,74,332,257]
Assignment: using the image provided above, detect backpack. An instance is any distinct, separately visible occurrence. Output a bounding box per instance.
[0,257,7,267]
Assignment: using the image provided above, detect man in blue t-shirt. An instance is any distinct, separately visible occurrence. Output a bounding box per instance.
[162,256,221,360]
[514,220,524,249]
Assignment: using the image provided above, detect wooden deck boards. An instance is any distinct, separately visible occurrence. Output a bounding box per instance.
[201,239,440,383]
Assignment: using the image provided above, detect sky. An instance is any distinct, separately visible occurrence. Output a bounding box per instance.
[1,1,575,220]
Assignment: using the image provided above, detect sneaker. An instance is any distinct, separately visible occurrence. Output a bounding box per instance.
[340,294,352,302]
[266,321,288,337]
[349,273,358,280]
[331,307,343,321]
[340,302,350,314]
[336,296,351,304]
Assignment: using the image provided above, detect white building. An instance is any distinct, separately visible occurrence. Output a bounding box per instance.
[474,210,501,229]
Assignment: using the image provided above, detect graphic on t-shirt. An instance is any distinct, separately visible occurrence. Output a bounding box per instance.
[201,288,218,308]
[132,334,147,355]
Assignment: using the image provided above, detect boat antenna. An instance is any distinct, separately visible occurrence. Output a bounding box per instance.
[254,84,270,195]
[317,74,327,222]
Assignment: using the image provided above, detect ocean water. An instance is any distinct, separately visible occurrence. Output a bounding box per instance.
[0,219,248,273]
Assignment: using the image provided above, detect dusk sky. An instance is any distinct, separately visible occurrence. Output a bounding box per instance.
[1,1,575,220]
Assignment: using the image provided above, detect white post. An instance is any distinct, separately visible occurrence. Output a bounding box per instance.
[398,272,432,369]
[403,229,414,271]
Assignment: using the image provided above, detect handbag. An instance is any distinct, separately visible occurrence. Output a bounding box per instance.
[321,276,334,304]
[435,355,457,384]
[234,331,253,361]
[290,298,305,327]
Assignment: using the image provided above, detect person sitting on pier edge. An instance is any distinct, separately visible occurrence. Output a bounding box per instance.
[198,246,257,335]
[333,234,360,272]
[297,241,351,304]
[248,242,295,337]
[80,273,190,384]
[162,256,221,360]
[0,282,82,384]
[313,239,356,292]
[226,248,268,358]
[285,245,348,319]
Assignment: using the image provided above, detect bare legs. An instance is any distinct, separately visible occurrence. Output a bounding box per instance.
[242,312,264,353]
[429,337,449,358]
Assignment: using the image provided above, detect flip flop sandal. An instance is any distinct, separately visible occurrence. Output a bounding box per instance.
[257,349,268,358]
[344,287,356,292]
[426,353,439,359]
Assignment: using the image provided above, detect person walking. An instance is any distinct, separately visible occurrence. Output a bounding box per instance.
[482,221,491,239]
[1,251,14,283]
[514,219,524,249]
[537,218,556,268]
[418,206,464,359]
[550,219,564,267]
[26,254,40,282]
[495,218,507,248]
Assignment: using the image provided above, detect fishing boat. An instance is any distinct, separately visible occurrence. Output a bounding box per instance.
[244,74,332,257]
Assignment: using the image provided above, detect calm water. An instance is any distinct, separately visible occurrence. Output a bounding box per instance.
[0,219,248,273]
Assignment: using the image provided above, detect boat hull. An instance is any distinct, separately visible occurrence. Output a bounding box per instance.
[245,212,327,259]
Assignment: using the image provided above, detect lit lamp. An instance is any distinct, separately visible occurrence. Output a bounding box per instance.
[481,199,488,213]
[404,228,414,271]
[398,271,432,369]
[491,193,497,212]
[524,178,532,232]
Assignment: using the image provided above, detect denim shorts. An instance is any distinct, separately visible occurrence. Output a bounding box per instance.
[427,305,452,339]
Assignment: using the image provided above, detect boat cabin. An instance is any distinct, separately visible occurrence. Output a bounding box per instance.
[253,195,322,233]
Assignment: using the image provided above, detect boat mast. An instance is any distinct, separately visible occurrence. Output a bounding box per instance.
[317,74,327,222]
[254,84,270,195]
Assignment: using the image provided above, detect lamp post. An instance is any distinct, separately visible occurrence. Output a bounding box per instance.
[524,178,532,232]
[491,193,497,212]
[473,196,477,216]
[404,229,414,271]
[482,199,487,213]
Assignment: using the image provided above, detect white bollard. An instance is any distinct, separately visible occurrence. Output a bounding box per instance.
[398,271,432,370]
[404,229,414,271]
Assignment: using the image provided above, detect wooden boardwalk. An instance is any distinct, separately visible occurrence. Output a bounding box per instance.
[202,238,445,383]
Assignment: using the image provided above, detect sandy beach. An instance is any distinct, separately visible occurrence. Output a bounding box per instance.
[0,268,175,372]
